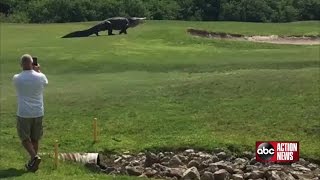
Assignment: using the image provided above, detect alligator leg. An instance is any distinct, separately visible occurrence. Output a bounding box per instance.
[108,28,115,35]
[119,27,128,35]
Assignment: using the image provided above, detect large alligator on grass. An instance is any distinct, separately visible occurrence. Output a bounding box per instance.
[62,17,146,38]
[105,17,146,35]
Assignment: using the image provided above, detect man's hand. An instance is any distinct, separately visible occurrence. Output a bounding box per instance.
[33,64,41,73]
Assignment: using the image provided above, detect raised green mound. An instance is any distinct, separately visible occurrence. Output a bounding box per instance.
[0,21,319,179]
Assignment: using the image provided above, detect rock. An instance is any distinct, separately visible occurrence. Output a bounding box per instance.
[244,170,265,179]
[225,155,236,162]
[249,157,257,165]
[297,166,312,172]
[277,171,295,180]
[233,158,248,169]
[185,149,195,154]
[166,168,184,178]
[169,155,184,167]
[145,152,159,167]
[201,171,215,180]
[287,173,296,180]
[200,160,211,170]
[243,173,250,179]
[118,166,127,174]
[144,167,157,177]
[308,163,319,170]
[130,160,140,166]
[152,163,168,171]
[243,151,253,159]
[188,160,201,169]
[125,166,143,176]
[114,157,122,163]
[199,152,213,160]
[290,171,316,180]
[207,163,219,173]
[297,158,309,166]
[86,150,320,180]
[179,155,189,163]
[266,171,281,180]
[290,171,303,179]
[233,169,244,174]
[161,161,170,167]
[211,161,234,174]
[161,156,171,162]
[157,152,164,159]
[292,163,312,172]
[139,174,147,178]
[254,162,263,167]
[165,152,174,156]
[234,158,247,165]
[244,165,259,172]
[314,168,320,177]
[214,169,229,180]
[217,152,227,160]
[268,164,283,171]
[212,155,220,163]
[232,174,244,180]
[182,167,201,180]
[122,154,132,159]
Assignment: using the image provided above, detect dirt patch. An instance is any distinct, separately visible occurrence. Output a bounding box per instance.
[187,28,320,45]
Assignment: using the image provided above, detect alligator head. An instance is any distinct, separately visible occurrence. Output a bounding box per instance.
[128,17,146,28]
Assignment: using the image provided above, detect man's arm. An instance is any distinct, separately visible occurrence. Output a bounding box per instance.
[42,74,48,86]
[33,64,48,85]
[12,74,18,86]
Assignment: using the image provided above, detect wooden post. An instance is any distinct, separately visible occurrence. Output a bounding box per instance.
[54,140,59,169]
[93,118,97,143]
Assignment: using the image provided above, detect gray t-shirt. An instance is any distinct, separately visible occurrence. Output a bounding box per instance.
[13,70,48,118]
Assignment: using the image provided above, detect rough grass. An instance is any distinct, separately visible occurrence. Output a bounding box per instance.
[0,21,319,179]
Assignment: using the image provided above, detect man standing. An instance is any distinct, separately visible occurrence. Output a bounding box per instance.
[13,54,48,172]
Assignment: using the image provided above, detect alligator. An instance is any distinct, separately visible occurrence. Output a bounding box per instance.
[62,20,112,38]
[62,17,146,38]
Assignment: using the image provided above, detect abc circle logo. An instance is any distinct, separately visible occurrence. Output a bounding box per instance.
[257,142,275,161]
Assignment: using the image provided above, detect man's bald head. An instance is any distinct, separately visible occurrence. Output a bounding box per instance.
[20,54,33,70]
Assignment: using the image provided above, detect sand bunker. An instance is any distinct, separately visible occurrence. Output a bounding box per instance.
[187,28,320,45]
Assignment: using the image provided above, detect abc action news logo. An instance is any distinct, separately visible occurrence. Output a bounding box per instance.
[256,141,299,163]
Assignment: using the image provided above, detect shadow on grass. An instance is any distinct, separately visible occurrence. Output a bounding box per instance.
[0,168,27,179]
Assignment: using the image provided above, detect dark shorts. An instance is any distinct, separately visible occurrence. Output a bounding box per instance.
[17,116,43,141]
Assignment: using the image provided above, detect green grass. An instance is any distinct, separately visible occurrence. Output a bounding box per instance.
[0,20,319,179]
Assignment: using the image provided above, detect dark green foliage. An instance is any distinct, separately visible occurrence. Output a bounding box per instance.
[294,0,320,20]
[145,0,180,20]
[2,0,319,23]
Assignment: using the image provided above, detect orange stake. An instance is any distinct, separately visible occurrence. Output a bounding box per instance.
[93,118,97,143]
[54,140,59,169]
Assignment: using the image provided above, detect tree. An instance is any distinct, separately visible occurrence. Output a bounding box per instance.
[295,0,320,20]
[146,0,180,20]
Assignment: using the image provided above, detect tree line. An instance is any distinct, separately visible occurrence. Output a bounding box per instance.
[1,0,319,23]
